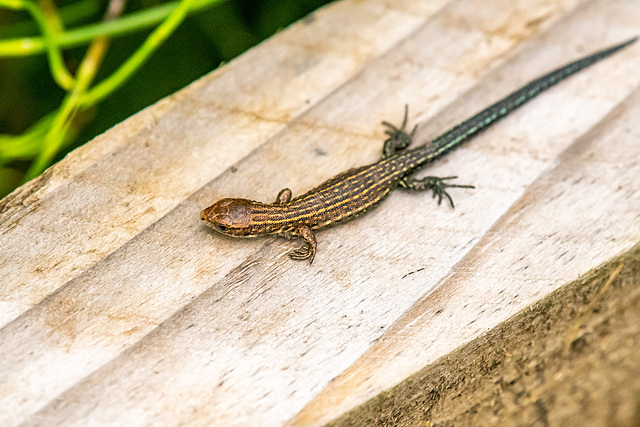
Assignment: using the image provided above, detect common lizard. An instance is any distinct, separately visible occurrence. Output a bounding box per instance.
[201,38,636,264]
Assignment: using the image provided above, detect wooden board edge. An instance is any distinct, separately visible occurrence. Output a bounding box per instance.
[324,243,640,426]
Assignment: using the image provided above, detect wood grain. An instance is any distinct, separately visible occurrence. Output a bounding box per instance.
[1,0,639,425]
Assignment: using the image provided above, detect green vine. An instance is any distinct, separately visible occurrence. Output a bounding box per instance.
[0,0,227,185]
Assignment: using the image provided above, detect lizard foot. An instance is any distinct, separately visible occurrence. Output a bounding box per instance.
[381,105,417,159]
[400,175,474,208]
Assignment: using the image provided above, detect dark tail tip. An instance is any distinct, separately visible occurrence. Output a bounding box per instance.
[610,36,638,52]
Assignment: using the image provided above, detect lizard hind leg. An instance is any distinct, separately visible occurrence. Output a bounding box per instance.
[381,105,417,159]
[400,176,474,208]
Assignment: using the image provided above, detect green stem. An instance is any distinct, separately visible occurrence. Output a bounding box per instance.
[80,0,197,107]
[0,0,101,38]
[23,0,123,180]
[24,38,109,180]
[21,0,75,89]
[0,0,226,57]
[0,113,55,159]
[24,96,76,180]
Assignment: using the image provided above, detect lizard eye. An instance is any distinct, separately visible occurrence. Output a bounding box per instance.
[216,225,228,232]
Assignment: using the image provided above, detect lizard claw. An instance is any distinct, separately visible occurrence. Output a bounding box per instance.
[400,175,474,208]
[381,105,417,159]
[428,176,474,208]
[289,243,315,264]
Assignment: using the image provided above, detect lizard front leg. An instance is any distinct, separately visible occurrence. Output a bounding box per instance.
[275,188,292,204]
[288,225,317,264]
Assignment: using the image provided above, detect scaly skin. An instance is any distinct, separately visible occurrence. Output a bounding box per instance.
[201,38,636,263]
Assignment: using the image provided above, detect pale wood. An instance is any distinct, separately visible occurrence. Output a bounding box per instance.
[1,0,639,425]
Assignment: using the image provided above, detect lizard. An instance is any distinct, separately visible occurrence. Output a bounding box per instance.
[201,38,636,264]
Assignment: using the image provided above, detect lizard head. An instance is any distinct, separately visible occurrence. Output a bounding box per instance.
[200,198,255,237]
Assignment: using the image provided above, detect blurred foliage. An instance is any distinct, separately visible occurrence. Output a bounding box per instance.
[0,0,333,198]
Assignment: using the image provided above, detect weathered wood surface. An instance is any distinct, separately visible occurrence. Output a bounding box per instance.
[1,0,639,425]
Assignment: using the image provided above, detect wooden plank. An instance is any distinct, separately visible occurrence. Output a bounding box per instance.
[0,0,441,327]
[1,0,639,425]
[326,249,640,425]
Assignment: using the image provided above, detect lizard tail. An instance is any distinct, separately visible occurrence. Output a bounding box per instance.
[424,36,637,161]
